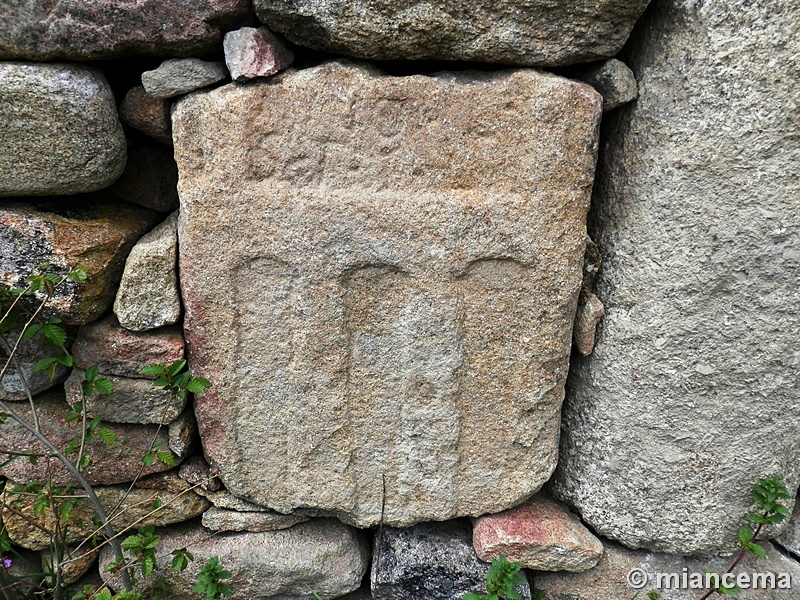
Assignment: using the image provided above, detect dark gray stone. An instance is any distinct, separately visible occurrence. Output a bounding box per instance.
[371,520,531,600]
[141,58,227,99]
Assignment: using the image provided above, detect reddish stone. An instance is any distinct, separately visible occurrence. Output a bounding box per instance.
[473,494,603,572]
[118,86,172,146]
[0,198,157,325]
[223,26,294,82]
[72,315,184,378]
[0,0,254,61]
[0,389,178,486]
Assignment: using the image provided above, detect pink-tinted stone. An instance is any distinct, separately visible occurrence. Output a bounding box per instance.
[119,86,172,145]
[223,26,294,82]
[473,494,603,572]
[0,0,254,61]
[0,198,157,325]
[0,390,178,486]
[72,316,184,378]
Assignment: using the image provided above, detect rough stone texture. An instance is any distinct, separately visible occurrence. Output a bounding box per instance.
[551,0,800,556]
[0,0,253,61]
[372,520,531,600]
[42,545,98,585]
[572,292,605,356]
[64,369,186,424]
[0,63,126,196]
[254,0,650,67]
[107,144,179,212]
[142,59,228,99]
[168,409,197,457]
[1,482,209,550]
[534,540,800,599]
[114,211,181,331]
[174,61,601,527]
[223,26,294,82]
[0,199,156,325]
[119,86,173,145]
[572,58,638,111]
[72,316,184,378]
[0,390,178,486]
[196,489,278,512]
[473,494,603,572]
[1,325,75,401]
[201,506,308,532]
[776,500,800,559]
[100,519,369,599]
[178,456,222,492]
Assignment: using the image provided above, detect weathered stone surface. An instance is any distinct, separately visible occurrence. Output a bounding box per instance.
[174,61,601,527]
[552,0,800,556]
[534,540,800,599]
[196,489,276,512]
[100,519,369,599]
[114,211,181,331]
[572,58,638,112]
[0,199,156,325]
[119,86,173,145]
[2,481,209,550]
[178,456,222,492]
[254,0,650,67]
[42,545,98,585]
[1,325,75,401]
[168,409,196,458]
[0,0,252,61]
[64,369,185,424]
[572,292,605,356]
[776,500,800,559]
[372,520,531,600]
[72,316,184,378]
[223,26,293,82]
[107,144,179,212]
[0,63,126,196]
[473,494,603,572]
[142,59,227,99]
[201,506,308,532]
[0,390,178,486]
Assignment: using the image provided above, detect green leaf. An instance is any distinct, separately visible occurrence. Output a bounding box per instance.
[746,542,767,558]
[42,323,67,346]
[157,452,176,467]
[94,377,113,394]
[171,547,194,572]
[57,354,74,367]
[21,323,42,342]
[167,360,187,377]
[33,356,58,373]
[84,365,99,382]
[142,452,155,467]
[139,364,166,377]
[738,525,753,544]
[97,428,117,446]
[186,377,213,394]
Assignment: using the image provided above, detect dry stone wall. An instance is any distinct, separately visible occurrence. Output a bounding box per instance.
[0,0,798,598]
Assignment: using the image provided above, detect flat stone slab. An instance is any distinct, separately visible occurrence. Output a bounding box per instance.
[551,0,800,556]
[173,61,601,527]
[254,0,651,67]
[142,58,227,99]
[0,63,126,196]
[0,0,252,61]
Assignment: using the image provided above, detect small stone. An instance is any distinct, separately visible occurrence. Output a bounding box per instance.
[534,540,800,599]
[72,316,184,378]
[473,494,604,572]
[64,369,185,425]
[1,325,76,401]
[100,519,369,599]
[194,489,274,512]
[776,500,800,558]
[118,86,173,145]
[42,545,98,585]
[107,144,179,212]
[0,390,178,486]
[572,59,638,111]
[141,59,228,99]
[0,63,126,196]
[114,211,181,331]
[223,26,294,82]
[1,482,208,551]
[178,456,222,492]
[0,199,157,325]
[168,410,197,458]
[572,293,605,356]
[372,520,531,600]
[201,506,308,532]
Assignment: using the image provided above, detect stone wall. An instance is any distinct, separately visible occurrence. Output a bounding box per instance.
[0,1,798,598]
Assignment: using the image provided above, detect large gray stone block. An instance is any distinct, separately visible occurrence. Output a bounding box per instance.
[254,0,651,67]
[0,63,126,196]
[173,61,602,527]
[552,0,800,556]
